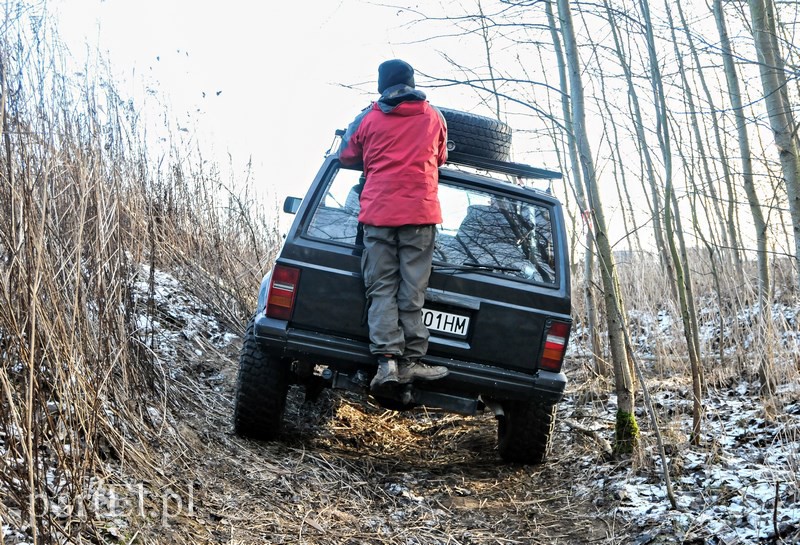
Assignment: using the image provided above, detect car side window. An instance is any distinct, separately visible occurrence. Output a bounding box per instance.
[306,168,363,245]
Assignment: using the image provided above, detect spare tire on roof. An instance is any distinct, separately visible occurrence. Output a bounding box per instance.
[436,107,512,162]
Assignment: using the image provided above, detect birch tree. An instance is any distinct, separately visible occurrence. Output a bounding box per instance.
[555,0,638,451]
[544,0,604,376]
[748,0,800,289]
[642,0,703,440]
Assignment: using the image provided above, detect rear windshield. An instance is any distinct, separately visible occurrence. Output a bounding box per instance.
[305,167,557,285]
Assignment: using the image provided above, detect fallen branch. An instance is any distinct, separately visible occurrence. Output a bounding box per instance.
[562,418,613,456]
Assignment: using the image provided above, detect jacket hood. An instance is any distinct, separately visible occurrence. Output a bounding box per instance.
[377,85,427,113]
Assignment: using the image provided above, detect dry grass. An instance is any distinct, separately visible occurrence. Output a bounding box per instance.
[571,248,800,389]
[1,6,800,545]
[0,11,276,543]
[141,336,613,545]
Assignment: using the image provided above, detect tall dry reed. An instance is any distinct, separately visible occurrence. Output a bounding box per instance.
[570,247,800,390]
[0,8,278,543]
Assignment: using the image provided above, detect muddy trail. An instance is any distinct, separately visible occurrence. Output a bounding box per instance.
[103,268,798,545]
[139,330,631,545]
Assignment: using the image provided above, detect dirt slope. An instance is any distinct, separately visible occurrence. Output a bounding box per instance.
[105,268,797,545]
[142,334,622,545]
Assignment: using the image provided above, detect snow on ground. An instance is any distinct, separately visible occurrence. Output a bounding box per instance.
[129,264,798,543]
[1,264,242,545]
[3,264,799,543]
[130,265,800,543]
[564,294,800,543]
[131,264,238,359]
[558,368,799,543]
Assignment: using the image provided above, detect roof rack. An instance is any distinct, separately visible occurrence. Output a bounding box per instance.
[446,151,562,180]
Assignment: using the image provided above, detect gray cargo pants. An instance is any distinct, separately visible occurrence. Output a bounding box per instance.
[361,224,435,359]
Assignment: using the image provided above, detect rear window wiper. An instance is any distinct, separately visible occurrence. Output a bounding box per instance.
[432,260,522,273]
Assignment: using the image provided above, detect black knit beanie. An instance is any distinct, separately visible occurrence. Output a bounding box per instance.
[377,59,415,93]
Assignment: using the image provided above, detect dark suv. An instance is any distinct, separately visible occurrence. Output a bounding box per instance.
[234,109,571,464]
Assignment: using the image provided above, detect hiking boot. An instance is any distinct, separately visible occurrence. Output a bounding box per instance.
[370,356,399,390]
[397,359,449,384]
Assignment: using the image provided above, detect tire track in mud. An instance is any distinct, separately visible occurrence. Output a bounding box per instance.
[168,338,618,545]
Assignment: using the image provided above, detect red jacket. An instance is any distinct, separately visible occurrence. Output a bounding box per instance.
[338,91,448,227]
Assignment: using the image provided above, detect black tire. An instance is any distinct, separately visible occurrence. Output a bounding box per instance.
[497,399,556,464]
[233,317,290,440]
[437,107,512,162]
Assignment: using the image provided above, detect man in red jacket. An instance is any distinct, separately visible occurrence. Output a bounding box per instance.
[339,59,450,390]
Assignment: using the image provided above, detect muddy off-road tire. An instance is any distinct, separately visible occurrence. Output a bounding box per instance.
[437,107,512,162]
[234,318,290,440]
[497,399,556,464]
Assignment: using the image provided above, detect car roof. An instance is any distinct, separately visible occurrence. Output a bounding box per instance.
[438,165,561,204]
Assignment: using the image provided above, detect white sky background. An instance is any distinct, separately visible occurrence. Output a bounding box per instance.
[47,0,781,256]
[49,0,646,245]
[53,0,480,225]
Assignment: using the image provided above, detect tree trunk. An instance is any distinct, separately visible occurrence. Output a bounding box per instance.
[714,0,770,305]
[671,188,706,397]
[556,0,638,452]
[680,144,727,374]
[603,0,677,300]
[748,0,800,295]
[669,2,728,264]
[674,1,743,281]
[715,0,774,391]
[643,0,703,441]
[598,68,643,255]
[545,0,605,375]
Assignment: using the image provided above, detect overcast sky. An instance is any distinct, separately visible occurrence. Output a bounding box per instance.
[54,1,463,211]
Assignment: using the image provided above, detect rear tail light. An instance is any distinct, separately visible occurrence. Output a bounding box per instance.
[266,265,300,320]
[539,320,570,372]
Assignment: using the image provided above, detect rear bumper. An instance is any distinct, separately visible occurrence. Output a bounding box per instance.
[254,313,566,404]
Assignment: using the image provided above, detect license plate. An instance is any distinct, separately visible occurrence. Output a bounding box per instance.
[422,308,470,338]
